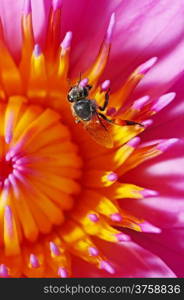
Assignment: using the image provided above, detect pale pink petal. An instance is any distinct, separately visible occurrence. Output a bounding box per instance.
[0,0,50,60]
[103,0,184,90]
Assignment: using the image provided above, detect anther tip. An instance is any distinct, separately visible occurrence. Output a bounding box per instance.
[88,213,99,222]
[107,172,118,182]
[52,0,63,11]
[100,260,115,274]
[140,221,161,233]
[79,78,89,87]
[4,205,12,218]
[50,242,60,256]
[141,119,153,128]
[88,247,99,256]
[116,233,131,242]
[101,80,110,91]
[106,12,116,43]
[157,138,179,152]
[152,92,176,112]
[33,44,41,57]
[127,136,141,148]
[140,188,159,198]
[0,264,9,277]
[5,133,12,144]
[132,96,150,110]
[23,0,31,16]
[58,267,68,278]
[110,213,122,222]
[30,254,40,268]
[61,31,72,50]
[138,57,158,75]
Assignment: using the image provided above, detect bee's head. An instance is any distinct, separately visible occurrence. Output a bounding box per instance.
[67,84,92,102]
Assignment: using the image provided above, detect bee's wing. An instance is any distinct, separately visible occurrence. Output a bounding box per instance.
[83,113,114,148]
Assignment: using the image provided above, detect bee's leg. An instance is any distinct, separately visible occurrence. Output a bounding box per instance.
[98,112,113,123]
[124,120,144,127]
[98,89,110,111]
[96,113,108,131]
[98,113,144,127]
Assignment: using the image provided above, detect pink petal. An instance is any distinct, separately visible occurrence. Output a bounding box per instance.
[121,139,184,228]
[103,0,184,90]
[0,0,50,61]
[72,240,176,277]
[129,228,184,277]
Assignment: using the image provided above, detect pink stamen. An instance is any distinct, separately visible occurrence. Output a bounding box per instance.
[4,178,10,189]
[140,221,161,233]
[13,169,26,184]
[8,174,16,185]
[116,233,131,242]
[80,78,89,87]
[61,31,72,50]
[4,205,13,237]
[16,157,30,165]
[33,44,41,57]
[138,57,158,74]
[152,92,176,112]
[5,151,14,161]
[107,172,118,182]
[30,254,40,268]
[58,267,68,278]
[0,264,9,277]
[132,96,150,110]
[8,174,19,197]
[5,119,13,144]
[141,119,153,128]
[23,0,31,16]
[110,213,122,222]
[12,155,20,162]
[157,138,179,152]
[13,165,25,171]
[106,13,116,44]
[101,80,110,91]
[50,242,60,256]
[88,213,99,222]
[140,188,159,198]
[88,247,99,256]
[127,137,141,148]
[100,260,115,274]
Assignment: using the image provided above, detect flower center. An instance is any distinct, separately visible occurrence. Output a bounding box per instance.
[0,159,13,183]
[0,96,82,255]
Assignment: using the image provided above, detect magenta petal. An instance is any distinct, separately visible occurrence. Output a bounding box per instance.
[129,228,184,277]
[72,240,176,278]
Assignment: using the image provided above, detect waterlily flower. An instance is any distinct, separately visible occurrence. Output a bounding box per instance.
[0,0,183,278]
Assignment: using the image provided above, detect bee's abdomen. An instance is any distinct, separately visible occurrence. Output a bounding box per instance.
[73,100,93,121]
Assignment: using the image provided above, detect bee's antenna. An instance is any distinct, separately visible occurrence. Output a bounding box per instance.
[77,72,82,86]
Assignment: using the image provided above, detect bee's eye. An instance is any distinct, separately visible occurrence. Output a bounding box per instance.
[67,93,74,102]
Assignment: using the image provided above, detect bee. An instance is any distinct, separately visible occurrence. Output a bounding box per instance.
[67,81,143,148]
